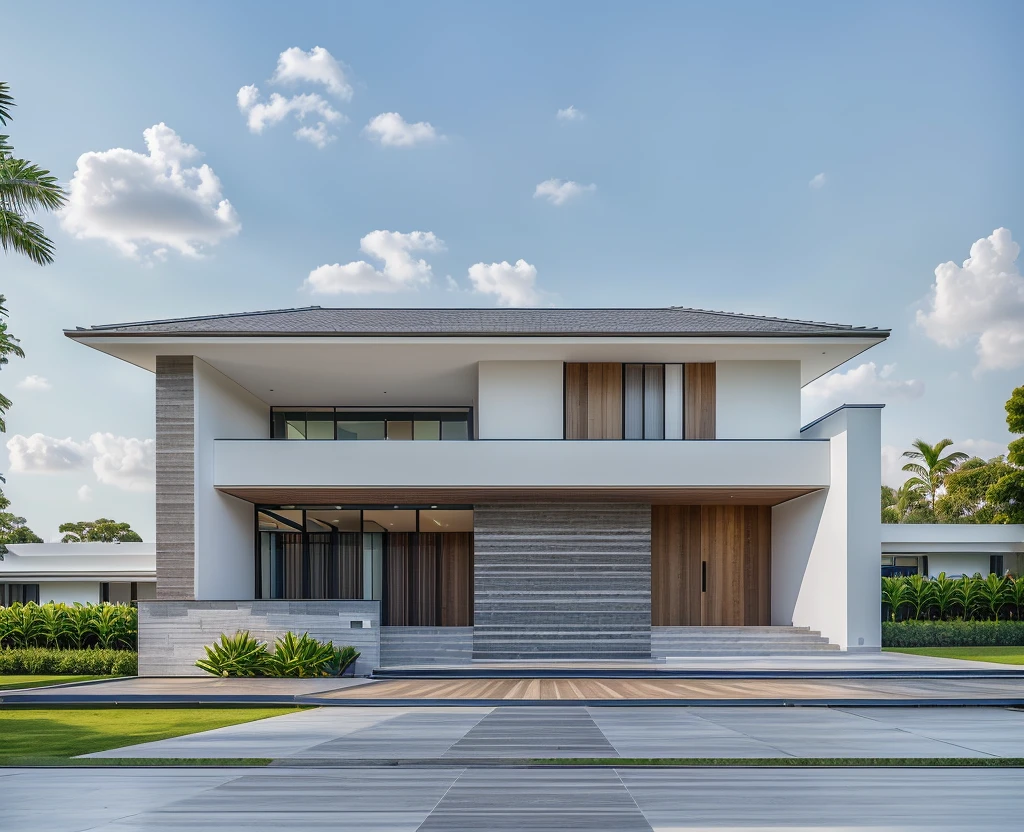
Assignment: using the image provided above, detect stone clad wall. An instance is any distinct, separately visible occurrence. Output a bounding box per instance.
[138,600,380,676]
[473,503,652,660]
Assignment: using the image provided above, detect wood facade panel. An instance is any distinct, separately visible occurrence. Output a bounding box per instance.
[565,362,623,439]
[564,362,588,439]
[155,356,195,600]
[651,506,701,626]
[440,532,474,626]
[684,363,717,439]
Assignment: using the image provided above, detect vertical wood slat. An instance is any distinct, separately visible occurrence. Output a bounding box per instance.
[651,506,701,626]
[564,363,589,439]
[587,363,623,439]
[411,534,438,626]
[385,533,412,626]
[684,363,717,439]
[440,532,474,626]
[155,355,195,600]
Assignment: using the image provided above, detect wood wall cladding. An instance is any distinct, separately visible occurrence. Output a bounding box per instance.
[155,356,196,600]
[564,363,623,439]
[650,504,770,626]
[651,506,702,626]
[383,532,473,626]
[684,363,716,439]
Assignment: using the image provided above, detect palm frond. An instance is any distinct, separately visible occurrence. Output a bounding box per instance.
[0,83,14,127]
[0,158,67,213]
[901,463,930,480]
[0,209,56,265]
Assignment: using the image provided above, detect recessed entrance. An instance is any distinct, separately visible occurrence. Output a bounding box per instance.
[652,505,771,626]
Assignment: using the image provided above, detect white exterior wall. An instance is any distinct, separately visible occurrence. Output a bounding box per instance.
[193,358,269,600]
[925,553,994,578]
[771,405,882,650]
[39,581,100,605]
[716,361,802,439]
[476,361,563,439]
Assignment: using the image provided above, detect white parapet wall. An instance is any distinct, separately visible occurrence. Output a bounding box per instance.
[771,405,883,651]
[476,360,564,439]
[716,360,802,439]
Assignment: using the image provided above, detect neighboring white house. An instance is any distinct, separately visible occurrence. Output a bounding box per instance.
[881,524,1024,579]
[66,305,891,673]
[0,543,156,605]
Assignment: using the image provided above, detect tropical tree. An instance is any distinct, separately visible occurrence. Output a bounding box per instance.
[901,438,969,510]
[986,385,1024,524]
[0,294,24,433]
[0,81,67,265]
[0,490,43,552]
[880,481,931,523]
[936,455,1016,523]
[59,518,143,543]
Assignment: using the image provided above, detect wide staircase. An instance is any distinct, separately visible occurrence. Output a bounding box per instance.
[652,626,838,657]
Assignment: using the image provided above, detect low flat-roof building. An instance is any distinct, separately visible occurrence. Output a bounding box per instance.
[881,525,1024,578]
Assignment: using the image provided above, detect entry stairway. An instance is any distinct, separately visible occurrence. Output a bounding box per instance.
[653,626,838,657]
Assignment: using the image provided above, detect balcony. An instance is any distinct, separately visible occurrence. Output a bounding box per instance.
[213,439,831,505]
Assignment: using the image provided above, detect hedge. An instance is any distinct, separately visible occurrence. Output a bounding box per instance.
[0,648,137,675]
[0,602,136,650]
[881,574,1024,623]
[882,620,1024,648]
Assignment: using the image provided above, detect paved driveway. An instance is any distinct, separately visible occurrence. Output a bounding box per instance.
[4,766,1023,830]
[88,704,1024,760]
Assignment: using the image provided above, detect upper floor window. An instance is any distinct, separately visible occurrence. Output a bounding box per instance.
[271,407,471,440]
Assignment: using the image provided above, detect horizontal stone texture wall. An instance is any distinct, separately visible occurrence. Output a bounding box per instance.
[138,600,380,676]
[380,626,473,667]
[473,503,651,660]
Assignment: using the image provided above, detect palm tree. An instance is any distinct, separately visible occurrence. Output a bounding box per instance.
[0,81,67,265]
[901,438,969,510]
[881,481,930,523]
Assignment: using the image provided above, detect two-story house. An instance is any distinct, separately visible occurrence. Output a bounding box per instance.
[67,306,887,674]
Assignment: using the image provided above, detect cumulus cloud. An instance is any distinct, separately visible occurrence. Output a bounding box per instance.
[556,105,585,121]
[916,228,1024,372]
[271,46,353,100]
[77,484,93,502]
[60,123,240,259]
[467,260,543,307]
[363,113,441,147]
[533,178,596,206]
[809,172,826,189]
[305,230,444,294]
[238,46,350,147]
[801,362,924,423]
[6,433,155,492]
[16,375,51,392]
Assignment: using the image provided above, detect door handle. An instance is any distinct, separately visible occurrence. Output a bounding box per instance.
[701,561,707,593]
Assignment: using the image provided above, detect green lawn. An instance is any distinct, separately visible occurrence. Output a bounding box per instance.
[885,646,1024,665]
[0,707,305,763]
[0,675,109,691]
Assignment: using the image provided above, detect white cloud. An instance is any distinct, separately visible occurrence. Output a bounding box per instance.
[305,230,444,294]
[802,362,924,423]
[271,46,352,100]
[294,121,336,149]
[6,432,155,492]
[77,484,93,502]
[60,124,240,259]
[956,438,1007,460]
[533,178,596,206]
[363,113,441,147]
[237,87,343,134]
[916,228,1024,372]
[467,260,543,307]
[556,105,585,122]
[809,172,826,189]
[16,375,51,392]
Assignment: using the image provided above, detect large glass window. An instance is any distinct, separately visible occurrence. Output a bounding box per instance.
[256,506,472,604]
[272,408,471,440]
[624,364,682,440]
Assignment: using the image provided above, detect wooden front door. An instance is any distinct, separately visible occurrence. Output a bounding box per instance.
[652,505,771,626]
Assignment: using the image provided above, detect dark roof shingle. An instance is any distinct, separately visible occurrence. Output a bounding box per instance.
[66,306,888,338]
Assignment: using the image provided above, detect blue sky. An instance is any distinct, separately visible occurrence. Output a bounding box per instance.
[2,0,1022,540]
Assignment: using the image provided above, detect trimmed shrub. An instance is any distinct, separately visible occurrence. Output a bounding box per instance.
[195,630,360,678]
[883,620,1024,648]
[0,648,137,675]
[0,602,136,650]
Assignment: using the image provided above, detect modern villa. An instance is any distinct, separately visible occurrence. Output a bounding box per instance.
[67,306,888,674]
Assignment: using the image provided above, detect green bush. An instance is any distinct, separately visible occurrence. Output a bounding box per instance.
[0,648,137,675]
[0,602,136,650]
[883,620,1024,648]
[881,573,1024,623]
[195,630,360,678]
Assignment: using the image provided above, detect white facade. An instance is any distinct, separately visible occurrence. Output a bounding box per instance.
[716,360,802,440]
[0,543,156,605]
[476,360,564,439]
[881,524,1024,578]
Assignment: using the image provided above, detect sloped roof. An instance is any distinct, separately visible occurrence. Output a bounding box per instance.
[66,306,888,338]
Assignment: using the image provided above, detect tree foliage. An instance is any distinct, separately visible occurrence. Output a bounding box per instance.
[881,481,931,524]
[59,518,143,543]
[901,438,969,508]
[0,294,24,433]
